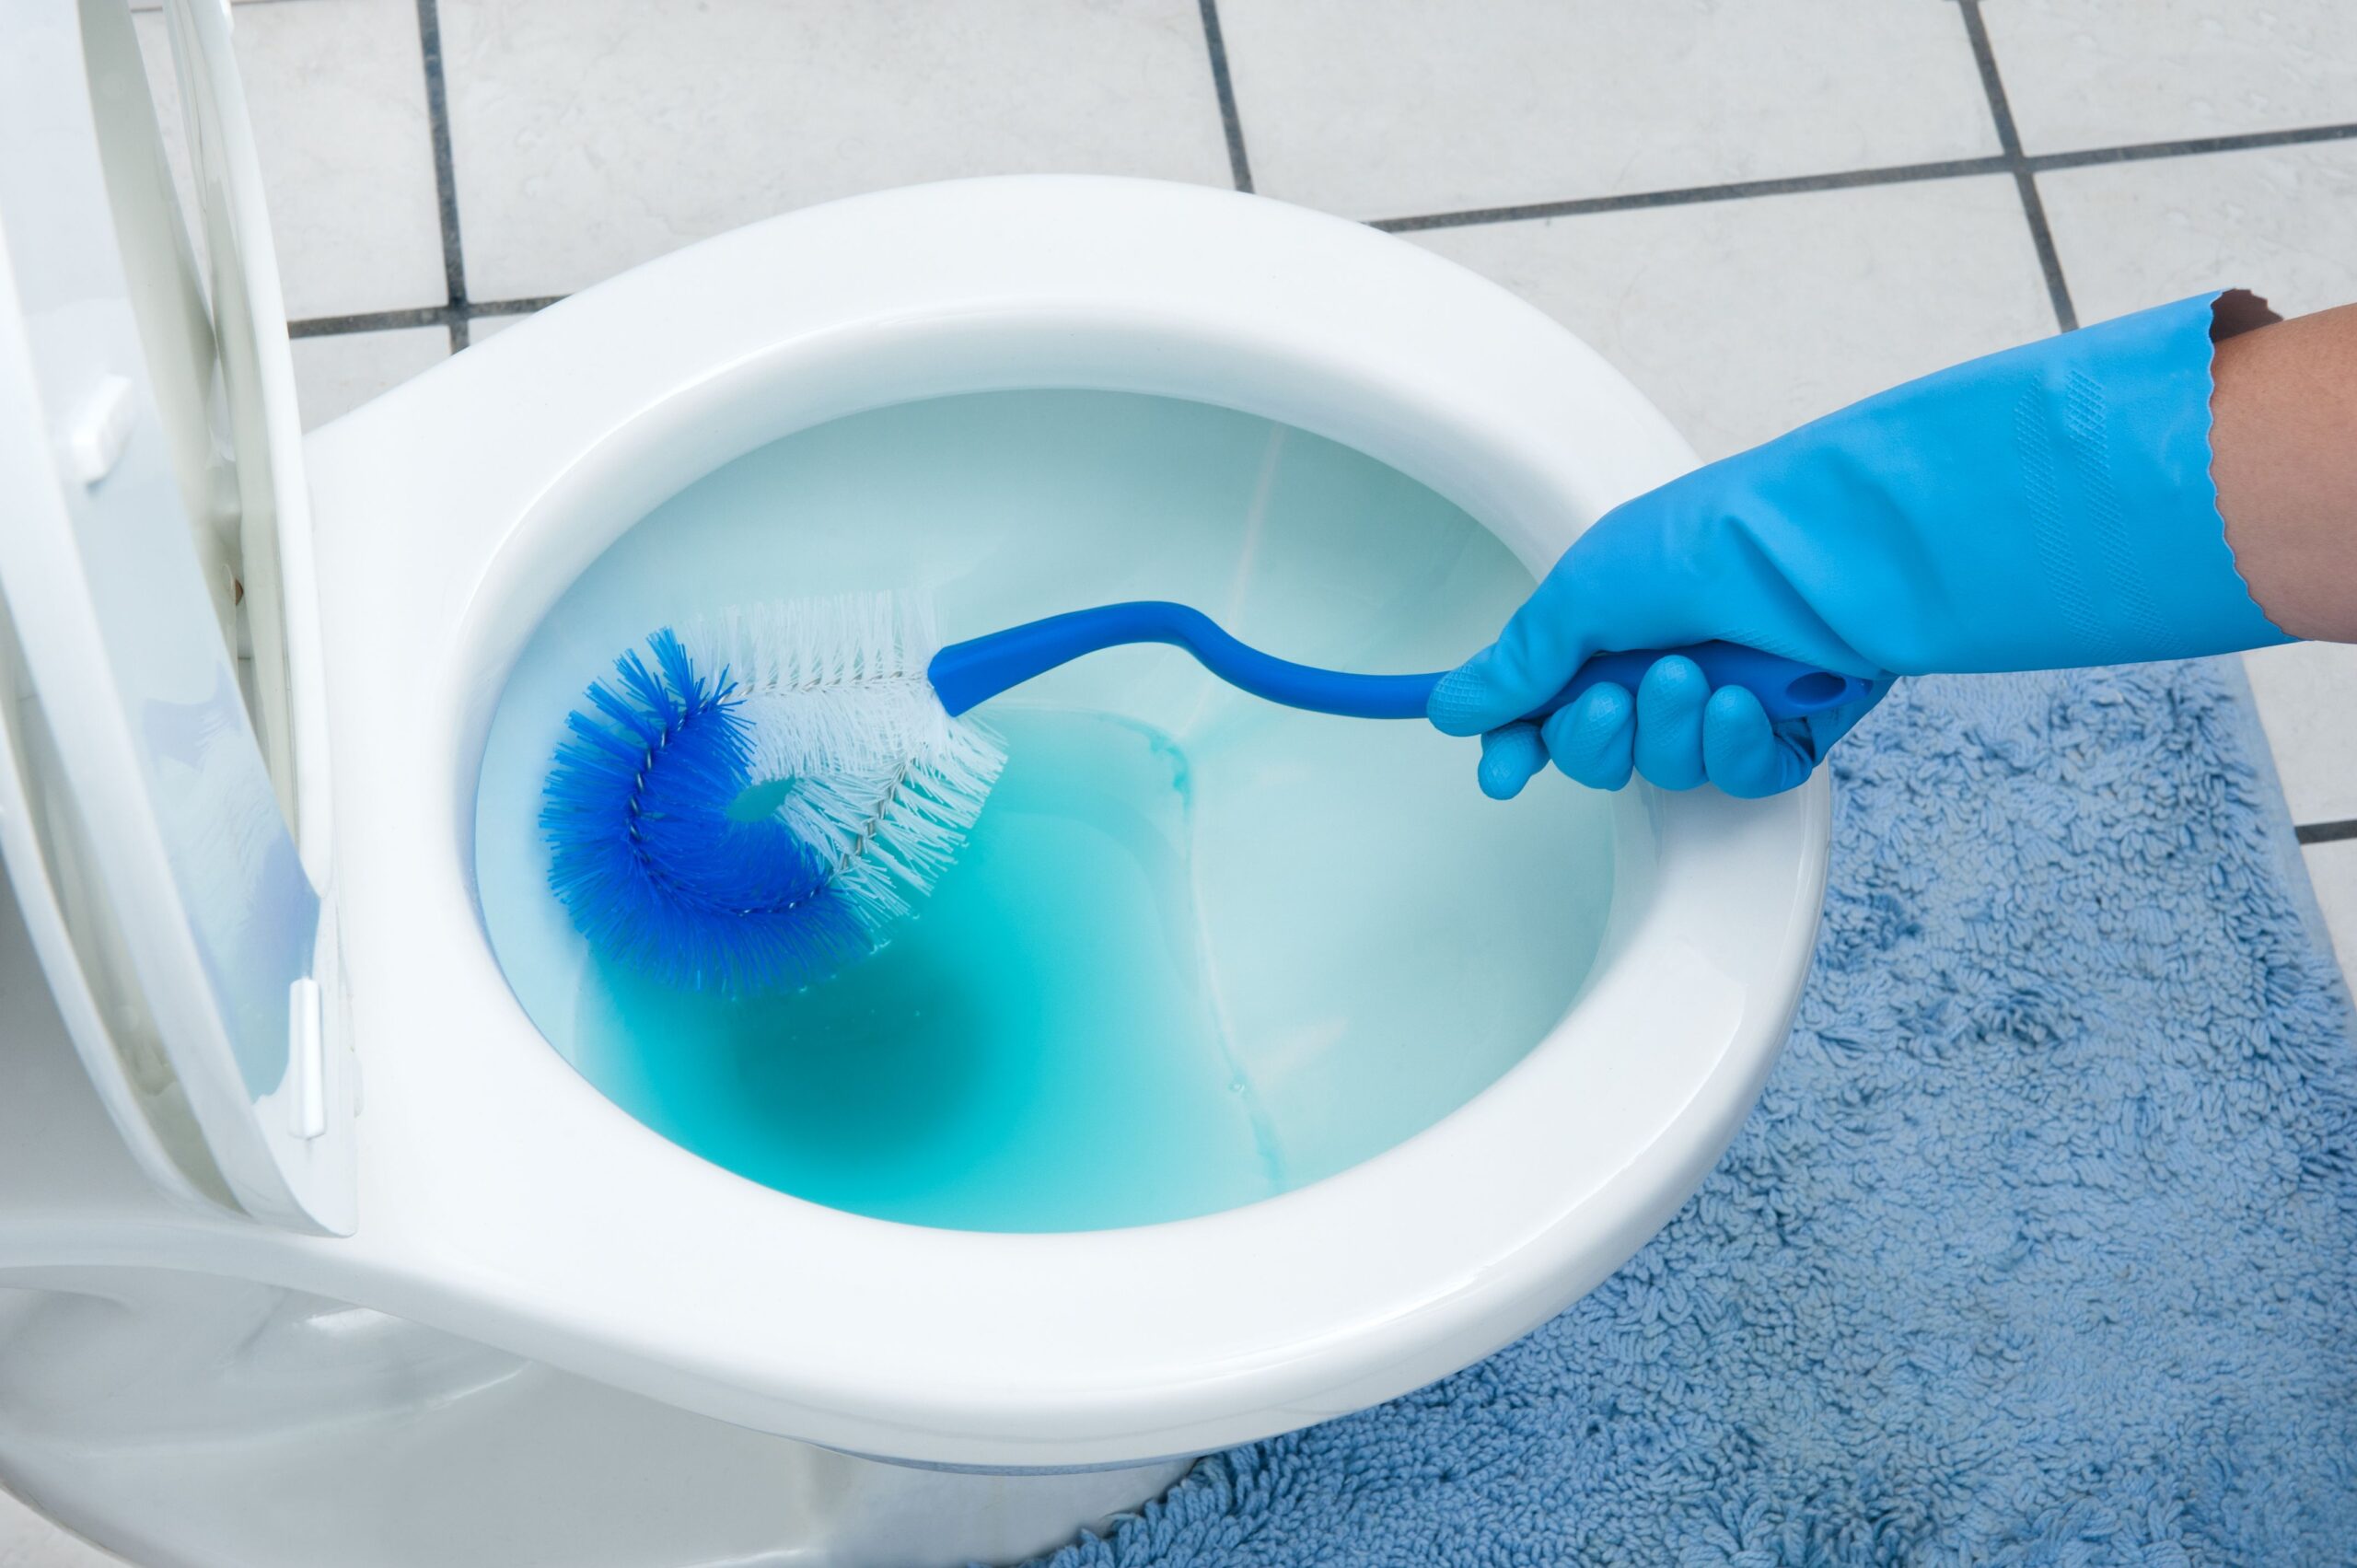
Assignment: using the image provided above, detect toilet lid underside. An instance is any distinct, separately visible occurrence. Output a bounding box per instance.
[0,0,349,1234]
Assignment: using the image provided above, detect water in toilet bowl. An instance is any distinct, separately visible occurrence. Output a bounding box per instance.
[475,390,1618,1232]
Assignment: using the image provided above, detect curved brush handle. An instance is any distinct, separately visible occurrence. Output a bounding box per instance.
[927,601,1874,724]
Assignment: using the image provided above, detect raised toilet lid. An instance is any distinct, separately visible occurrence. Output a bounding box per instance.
[0,0,349,1233]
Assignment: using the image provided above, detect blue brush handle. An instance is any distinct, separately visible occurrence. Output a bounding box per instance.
[927,601,1873,724]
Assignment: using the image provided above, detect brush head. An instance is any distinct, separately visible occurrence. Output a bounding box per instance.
[540,596,1004,994]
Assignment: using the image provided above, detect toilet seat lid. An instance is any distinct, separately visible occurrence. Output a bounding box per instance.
[0,0,349,1233]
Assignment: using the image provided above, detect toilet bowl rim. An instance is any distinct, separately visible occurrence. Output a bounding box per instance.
[278,174,1829,1467]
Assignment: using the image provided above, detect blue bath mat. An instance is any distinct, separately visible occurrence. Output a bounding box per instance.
[1039,660,2357,1568]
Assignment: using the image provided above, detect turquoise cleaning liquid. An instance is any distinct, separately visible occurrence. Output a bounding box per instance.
[476,390,1619,1232]
[566,709,1283,1232]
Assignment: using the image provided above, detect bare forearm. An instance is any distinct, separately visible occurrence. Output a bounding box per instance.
[2212,299,2357,642]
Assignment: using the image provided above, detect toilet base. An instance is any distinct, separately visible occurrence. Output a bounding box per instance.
[0,1271,1185,1568]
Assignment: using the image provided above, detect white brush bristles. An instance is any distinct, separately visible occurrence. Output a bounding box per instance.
[676,595,1004,947]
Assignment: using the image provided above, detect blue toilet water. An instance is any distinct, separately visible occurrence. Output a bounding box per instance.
[475,390,1618,1232]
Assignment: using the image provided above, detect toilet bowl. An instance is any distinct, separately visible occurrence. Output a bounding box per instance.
[0,4,1829,1565]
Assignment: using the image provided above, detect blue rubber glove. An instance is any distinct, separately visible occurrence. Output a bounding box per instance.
[1432,290,2293,799]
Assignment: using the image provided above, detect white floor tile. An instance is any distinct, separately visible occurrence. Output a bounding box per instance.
[2300,839,2357,998]
[1982,0,2357,157]
[288,326,449,430]
[0,1489,126,1568]
[2243,644,2357,829]
[1214,0,1998,222]
[1410,177,2056,462]
[2038,141,2357,326]
[439,0,1236,303]
[134,0,449,322]
[461,310,531,343]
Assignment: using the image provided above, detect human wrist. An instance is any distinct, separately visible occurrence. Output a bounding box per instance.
[2210,299,2357,643]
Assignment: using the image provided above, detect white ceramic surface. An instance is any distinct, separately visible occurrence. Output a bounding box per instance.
[0,888,1185,1568]
[5,0,1812,1547]
[270,175,1825,1467]
[0,1496,118,1568]
[1213,0,1997,220]
[1410,176,2059,461]
[0,163,1829,1559]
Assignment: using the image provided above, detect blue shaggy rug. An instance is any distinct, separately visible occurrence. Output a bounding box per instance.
[1038,660,2357,1567]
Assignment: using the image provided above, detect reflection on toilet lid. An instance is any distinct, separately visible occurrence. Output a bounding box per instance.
[0,0,349,1234]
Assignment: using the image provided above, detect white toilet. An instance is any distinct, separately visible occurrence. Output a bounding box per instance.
[0,4,1829,1565]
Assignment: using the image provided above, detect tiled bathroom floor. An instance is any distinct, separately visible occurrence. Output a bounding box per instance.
[13,2,2357,1561]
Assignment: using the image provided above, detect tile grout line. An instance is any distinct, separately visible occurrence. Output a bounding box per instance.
[412,0,470,350]
[470,294,567,320]
[286,296,565,340]
[282,114,2357,338]
[2297,821,2357,847]
[288,306,452,339]
[1195,0,1254,193]
[1373,157,2015,233]
[1369,122,2357,236]
[1956,0,2077,331]
[2033,121,2357,172]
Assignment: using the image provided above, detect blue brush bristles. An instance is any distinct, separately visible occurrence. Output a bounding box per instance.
[540,629,865,993]
[540,598,1005,994]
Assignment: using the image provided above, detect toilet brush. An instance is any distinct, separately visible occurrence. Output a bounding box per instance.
[542,596,1866,994]
[926,599,1864,725]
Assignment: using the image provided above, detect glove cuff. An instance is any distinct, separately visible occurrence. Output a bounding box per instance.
[2019,290,2292,662]
[1746,291,2296,673]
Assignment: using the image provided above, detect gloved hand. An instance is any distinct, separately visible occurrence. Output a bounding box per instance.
[1429,290,2293,799]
